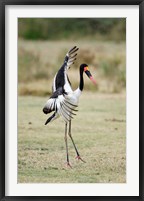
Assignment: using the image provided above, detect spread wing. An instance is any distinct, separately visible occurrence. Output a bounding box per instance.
[57,94,78,122]
[64,46,79,70]
[52,46,79,93]
[44,88,78,124]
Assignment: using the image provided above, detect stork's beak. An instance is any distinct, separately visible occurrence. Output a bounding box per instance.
[84,66,96,85]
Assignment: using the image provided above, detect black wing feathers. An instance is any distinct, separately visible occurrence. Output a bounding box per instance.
[50,87,64,99]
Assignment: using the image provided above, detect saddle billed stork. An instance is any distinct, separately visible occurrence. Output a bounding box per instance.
[43,46,96,167]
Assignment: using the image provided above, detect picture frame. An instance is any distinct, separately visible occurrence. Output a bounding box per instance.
[0,0,143,200]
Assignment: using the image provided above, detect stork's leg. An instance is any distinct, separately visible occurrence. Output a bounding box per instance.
[64,123,72,168]
[68,120,85,163]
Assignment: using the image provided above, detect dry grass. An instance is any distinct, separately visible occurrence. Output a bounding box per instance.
[18,92,126,183]
[18,39,126,94]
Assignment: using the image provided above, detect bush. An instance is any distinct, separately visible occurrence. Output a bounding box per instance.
[18,48,49,82]
[100,54,126,92]
[18,18,126,41]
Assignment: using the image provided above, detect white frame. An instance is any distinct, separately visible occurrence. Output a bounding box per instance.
[5,5,139,196]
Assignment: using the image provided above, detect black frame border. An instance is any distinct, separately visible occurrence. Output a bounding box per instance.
[0,0,143,200]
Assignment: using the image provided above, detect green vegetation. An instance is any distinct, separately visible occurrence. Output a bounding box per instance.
[18,18,126,41]
[18,92,126,183]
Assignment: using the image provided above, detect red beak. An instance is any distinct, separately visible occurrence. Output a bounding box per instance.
[90,76,96,85]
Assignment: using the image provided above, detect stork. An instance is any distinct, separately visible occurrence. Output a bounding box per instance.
[43,46,96,167]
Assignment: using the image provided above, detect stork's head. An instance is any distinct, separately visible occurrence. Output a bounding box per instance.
[80,63,96,85]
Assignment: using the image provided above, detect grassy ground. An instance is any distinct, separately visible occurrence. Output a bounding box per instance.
[18,92,126,183]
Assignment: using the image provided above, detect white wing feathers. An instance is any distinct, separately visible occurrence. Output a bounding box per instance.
[58,95,78,122]
[45,94,78,123]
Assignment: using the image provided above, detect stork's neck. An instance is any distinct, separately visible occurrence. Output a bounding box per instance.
[79,68,84,91]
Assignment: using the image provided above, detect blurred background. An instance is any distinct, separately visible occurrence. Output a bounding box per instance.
[18,18,126,95]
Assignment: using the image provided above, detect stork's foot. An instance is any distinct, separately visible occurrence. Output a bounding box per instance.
[76,155,86,163]
[66,162,72,168]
